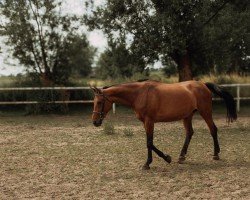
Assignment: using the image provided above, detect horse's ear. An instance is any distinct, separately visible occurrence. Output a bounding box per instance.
[93,86,102,94]
[90,86,97,93]
[90,85,102,94]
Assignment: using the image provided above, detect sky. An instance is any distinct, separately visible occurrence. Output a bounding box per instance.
[0,0,107,76]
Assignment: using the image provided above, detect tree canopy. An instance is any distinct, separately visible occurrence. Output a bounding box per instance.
[96,37,146,79]
[85,0,249,81]
[0,0,95,85]
[0,0,248,83]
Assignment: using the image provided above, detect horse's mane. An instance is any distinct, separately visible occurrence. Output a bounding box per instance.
[103,79,149,89]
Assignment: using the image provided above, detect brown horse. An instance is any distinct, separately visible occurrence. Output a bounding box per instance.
[91,80,237,170]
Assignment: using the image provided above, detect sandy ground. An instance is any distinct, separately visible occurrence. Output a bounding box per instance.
[0,112,249,199]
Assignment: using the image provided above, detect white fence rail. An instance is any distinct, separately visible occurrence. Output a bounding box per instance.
[0,84,249,112]
[0,86,117,114]
[216,83,250,112]
[0,86,91,104]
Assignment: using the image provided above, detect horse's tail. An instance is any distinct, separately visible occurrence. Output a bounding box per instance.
[205,82,237,122]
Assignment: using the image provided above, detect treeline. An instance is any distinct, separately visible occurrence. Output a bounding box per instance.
[0,0,95,86]
[0,0,249,86]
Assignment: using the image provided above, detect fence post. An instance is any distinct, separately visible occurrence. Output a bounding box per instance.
[112,103,116,114]
[237,84,240,112]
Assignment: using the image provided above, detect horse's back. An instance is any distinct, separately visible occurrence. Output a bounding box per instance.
[144,80,211,122]
[148,80,210,98]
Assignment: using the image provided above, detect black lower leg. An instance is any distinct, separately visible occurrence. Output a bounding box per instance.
[178,132,193,163]
[179,134,192,158]
[143,135,153,169]
[179,117,194,163]
[180,136,191,156]
[152,145,172,163]
[143,134,171,169]
[212,125,220,159]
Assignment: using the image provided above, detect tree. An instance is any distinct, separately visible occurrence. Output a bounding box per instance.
[200,1,250,75]
[0,0,94,85]
[85,0,249,81]
[63,34,96,78]
[96,38,146,79]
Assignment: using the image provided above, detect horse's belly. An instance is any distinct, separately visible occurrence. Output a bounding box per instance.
[156,111,192,122]
[153,91,197,122]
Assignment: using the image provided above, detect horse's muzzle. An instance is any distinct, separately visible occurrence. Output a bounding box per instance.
[93,119,102,127]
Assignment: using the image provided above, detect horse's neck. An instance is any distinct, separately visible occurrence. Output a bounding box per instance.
[105,85,139,107]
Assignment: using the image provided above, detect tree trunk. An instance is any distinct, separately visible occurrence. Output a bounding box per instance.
[177,53,193,82]
[40,71,53,86]
[171,50,193,82]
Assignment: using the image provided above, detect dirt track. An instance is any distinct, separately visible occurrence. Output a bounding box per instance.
[0,112,249,199]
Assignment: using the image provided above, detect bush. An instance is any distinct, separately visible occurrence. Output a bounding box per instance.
[103,122,116,135]
[0,84,94,114]
[123,128,134,137]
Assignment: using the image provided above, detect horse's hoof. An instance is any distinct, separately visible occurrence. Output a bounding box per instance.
[164,155,172,163]
[213,155,220,160]
[142,164,150,170]
[178,156,186,164]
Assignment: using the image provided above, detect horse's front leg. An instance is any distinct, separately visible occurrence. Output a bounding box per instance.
[142,120,154,170]
[142,120,171,170]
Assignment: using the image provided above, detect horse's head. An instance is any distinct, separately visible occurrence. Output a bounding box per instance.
[90,86,113,127]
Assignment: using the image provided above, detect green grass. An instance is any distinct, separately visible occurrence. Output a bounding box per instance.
[103,122,116,135]
[1,73,249,88]
[0,76,18,87]
[77,73,250,86]
[123,128,134,137]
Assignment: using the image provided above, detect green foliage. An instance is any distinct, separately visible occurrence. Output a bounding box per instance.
[0,74,249,114]
[85,0,249,79]
[197,1,250,76]
[96,38,146,79]
[123,128,134,137]
[24,90,64,114]
[0,74,94,114]
[65,34,96,77]
[0,0,95,85]
[0,75,18,88]
[162,58,178,77]
[103,122,116,135]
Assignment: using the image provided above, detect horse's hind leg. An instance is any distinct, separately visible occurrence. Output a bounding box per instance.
[178,114,194,164]
[200,111,220,160]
